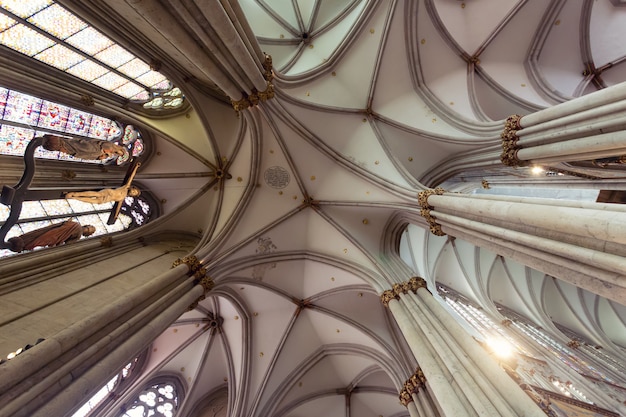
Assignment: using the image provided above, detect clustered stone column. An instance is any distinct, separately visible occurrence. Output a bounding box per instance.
[500,81,626,168]
[0,256,214,417]
[123,0,274,111]
[382,277,547,417]
[417,188,626,305]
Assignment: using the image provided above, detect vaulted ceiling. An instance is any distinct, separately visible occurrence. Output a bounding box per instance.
[79,1,626,416]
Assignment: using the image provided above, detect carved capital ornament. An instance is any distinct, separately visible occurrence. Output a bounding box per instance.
[380,277,429,307]
[417,187,446,236]
[172,256,214,309]
[231,54,275,112]
[500,114,528,167]
[399,367,427,406]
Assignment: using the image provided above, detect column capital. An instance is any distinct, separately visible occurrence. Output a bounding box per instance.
[500,114,528,167]
[381,277,429,307]
[417,188,446,236]
[231,54,275,112]
[172,256,214,310]
[172,255,202,273]
[399,367,427,406]
[380,289,398,307]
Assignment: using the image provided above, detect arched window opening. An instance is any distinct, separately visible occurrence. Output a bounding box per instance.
[70,351,149,417]
[0,1,184,111]
[438,285,595,403]
[0,85,145,164]
[119,379,181,417]
[0,84,159,258]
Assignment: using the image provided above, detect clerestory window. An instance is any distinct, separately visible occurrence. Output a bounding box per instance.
[0,85,157,258]
[0,0,184,111]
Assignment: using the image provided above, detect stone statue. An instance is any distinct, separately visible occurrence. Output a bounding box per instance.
[7,221,95,252]
[65,185,141,204]
[42,134,127,160]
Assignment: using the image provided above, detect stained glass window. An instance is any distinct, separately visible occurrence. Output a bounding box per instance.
[119,381,180,417]
[71,356,143,417]
[0,0,184,110]
[0,85,143,164]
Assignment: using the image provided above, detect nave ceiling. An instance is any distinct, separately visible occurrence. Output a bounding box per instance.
[11,0,626,416]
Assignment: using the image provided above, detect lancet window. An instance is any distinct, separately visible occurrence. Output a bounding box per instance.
[0,85,157,258]
[437,285,595,403]
[0,0,184,111]
[0,86,144,164]
[71,358,141,417]
[118,379,181,417]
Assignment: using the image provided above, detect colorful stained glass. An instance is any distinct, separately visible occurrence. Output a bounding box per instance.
[39,101,70,130]
[65,108,92,135]
[28,4,86,39]
[4,90,42,125]
[65,27,113,55]
[0,13,16,31]
[35,44,85,70]
[0,24,55,56]
[87,116,117,139]
[116,147,130,165]
[94,44,133,68]
[0,88,8,117]
[122,125,138,145]
[66,59,109,82]
[0,125,34,155]
[40,199,71,215]
[132,139,144,156]
[113,82,146,100]
[0,0,51,18]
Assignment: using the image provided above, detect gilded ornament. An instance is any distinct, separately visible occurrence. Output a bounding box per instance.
[500,114,526,167]
[399,388,413,406]
[567,340,581,349]
[380,289,397,307]
[231,55,275,112]
[80,94,95,106]
[417,188,446,236]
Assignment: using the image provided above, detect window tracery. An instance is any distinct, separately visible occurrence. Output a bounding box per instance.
[0,85,157,258]
[119,380,180,417]
[71,359,139,417]
[0,86,145,164]
[0,0,184,111]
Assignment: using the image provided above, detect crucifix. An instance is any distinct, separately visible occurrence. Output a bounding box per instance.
[0,135,139,251]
